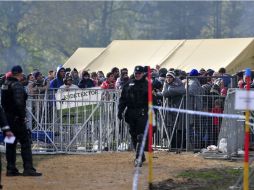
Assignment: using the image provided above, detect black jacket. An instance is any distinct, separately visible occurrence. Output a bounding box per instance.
[1,77,27,121]
[78,78,95,88]
[0,105,10,131]
[118,77,148,114]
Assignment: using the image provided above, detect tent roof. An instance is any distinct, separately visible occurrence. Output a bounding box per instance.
[160,38,254,74]
[63,48,105,72]
[72,38,254,73]
[84,40,183,73]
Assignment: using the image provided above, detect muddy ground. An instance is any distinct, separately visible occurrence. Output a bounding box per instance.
[1,151,253,190]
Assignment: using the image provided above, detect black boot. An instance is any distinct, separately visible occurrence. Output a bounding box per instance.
[6,168,22,177]
[23,167,42,176]
[142,154,146,163]
[134,134,146,167]
[134,158,142,167]
[134,154,146,167]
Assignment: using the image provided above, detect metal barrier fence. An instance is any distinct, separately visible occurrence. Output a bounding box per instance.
[155,94,227,151]
[26,88,132,153]
[25,86,254,154]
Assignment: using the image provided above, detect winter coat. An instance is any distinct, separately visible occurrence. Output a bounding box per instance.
[78,78,95,89]
[118,77,148,118]
[50,66,65,89]
[1,77,27,121]
[162,78,185,106]
[101,80,116,89]
[187,78,204,125]
[0,105,9,130]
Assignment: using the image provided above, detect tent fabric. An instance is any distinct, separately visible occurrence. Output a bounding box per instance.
[224,39,254,74]
[69,38,254,75]
[84,40,184,74]
[160,38,254,74]
[63,48,105,73]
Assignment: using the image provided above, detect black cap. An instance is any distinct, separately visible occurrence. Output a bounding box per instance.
[134,66,144,73]
[11,65,23,74]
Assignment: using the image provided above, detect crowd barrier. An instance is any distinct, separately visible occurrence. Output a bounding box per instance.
[26,88,127,153]
[23,87,253,155]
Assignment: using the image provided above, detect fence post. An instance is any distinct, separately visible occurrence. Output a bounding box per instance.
[185,77,189,151]
[243,68,251,190]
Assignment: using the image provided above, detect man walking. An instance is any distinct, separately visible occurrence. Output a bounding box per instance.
[1,65,42,176]
[118,66,148,167]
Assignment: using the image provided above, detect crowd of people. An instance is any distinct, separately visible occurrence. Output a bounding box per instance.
[1,64,253,96]
[0,64,254,169]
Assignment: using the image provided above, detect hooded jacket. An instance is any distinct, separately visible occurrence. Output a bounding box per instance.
[50,66,65,89]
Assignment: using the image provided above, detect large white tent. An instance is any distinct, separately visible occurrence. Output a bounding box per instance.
[84,38,254,74]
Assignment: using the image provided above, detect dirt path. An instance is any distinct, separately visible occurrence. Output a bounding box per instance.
[1,151,244,190]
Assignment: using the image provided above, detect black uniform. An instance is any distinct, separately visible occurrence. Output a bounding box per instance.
[118,76,148,162]
[0,105,9,131]
[1,76,36,175]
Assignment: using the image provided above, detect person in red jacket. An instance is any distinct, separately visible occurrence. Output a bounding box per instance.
[100,72,115,89]
[210,99,223,145]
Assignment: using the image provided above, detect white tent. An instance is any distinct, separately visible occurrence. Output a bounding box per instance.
[84,40,183,73]
[84,38,254,74]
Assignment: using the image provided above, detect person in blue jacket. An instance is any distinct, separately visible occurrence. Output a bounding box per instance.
[50,65,66,89]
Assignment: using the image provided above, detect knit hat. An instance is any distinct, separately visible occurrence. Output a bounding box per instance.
[11,65,23,74]
[189,69,199,76]
[166,71,175,78]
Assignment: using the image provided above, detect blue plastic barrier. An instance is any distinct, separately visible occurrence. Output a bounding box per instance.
[31,130,54,143]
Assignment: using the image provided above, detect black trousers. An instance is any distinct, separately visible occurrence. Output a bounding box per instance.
[6,120,33,171]
[125,108,148,159]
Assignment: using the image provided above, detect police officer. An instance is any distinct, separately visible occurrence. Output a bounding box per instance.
[1,65,42,176]
[118,66,148,167]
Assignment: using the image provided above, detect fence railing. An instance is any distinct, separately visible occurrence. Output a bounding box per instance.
[23,87,253,155]
[26,88,127,153]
